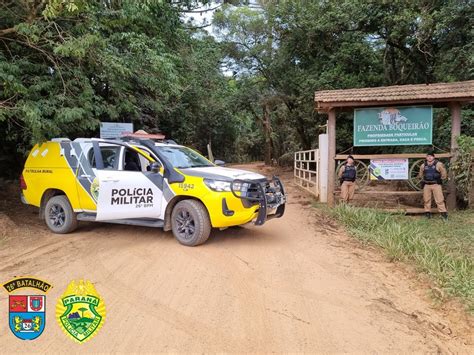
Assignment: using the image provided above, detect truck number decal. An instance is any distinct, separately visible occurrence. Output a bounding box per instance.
[178,183,194,191]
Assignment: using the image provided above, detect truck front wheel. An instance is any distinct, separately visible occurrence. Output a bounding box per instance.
[171,200,211,246]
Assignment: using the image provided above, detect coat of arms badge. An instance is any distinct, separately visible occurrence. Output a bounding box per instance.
[3,277,51,340]
[56,279,106,343]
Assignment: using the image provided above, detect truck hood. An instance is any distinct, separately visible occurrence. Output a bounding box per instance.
[178,166,266,181]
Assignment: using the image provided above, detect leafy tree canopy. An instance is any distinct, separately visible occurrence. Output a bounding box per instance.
[0,0,472,177]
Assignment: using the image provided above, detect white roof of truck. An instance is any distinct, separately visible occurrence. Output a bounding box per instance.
[66,137,182,147]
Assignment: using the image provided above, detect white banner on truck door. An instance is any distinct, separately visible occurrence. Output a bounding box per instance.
[95,170,163,220]
[369,159,408,180]
[100,122,133,139]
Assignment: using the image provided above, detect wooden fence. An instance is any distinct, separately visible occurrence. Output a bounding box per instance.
[294,149,319,197]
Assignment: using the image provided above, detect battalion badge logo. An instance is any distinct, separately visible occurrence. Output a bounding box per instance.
[56,279,106,343]
[2,276,51,340]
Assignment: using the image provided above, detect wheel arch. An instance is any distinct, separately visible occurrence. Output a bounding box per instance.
[39,188,67,220]
[163,195,208,231]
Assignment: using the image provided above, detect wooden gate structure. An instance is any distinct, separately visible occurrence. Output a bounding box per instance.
[294,149,319,197]
[314,80,474,209]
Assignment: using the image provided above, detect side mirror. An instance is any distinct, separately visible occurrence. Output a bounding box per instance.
[149,161,161,173]
[214,159,226,167]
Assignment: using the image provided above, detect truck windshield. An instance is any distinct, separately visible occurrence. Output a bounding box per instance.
[158,146,214,169]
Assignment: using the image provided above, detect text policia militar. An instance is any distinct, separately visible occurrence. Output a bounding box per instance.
[111,188,153,205]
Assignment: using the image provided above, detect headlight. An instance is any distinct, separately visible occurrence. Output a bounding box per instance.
[203,179,247,192]
[203,179,232,192]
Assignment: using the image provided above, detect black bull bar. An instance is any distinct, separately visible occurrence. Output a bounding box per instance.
[230,176,286,226]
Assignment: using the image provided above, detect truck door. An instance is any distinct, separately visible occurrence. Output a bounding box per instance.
[91,141,164,221]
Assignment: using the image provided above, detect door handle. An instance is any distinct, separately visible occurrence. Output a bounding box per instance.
[103,179,119,183]
[80,174,92,179]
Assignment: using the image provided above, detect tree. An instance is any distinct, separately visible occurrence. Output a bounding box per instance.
[213,3,283,163]
[78,307,88,319]
[1,0,472,178]
[215,0,473,158]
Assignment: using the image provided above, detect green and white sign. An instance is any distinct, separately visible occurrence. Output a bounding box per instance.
[354,106,433,146]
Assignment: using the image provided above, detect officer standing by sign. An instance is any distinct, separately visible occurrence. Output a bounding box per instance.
[338,155,357,203]
[418,152,448,220]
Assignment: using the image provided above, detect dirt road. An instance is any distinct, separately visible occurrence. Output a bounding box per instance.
[0,163,472,353]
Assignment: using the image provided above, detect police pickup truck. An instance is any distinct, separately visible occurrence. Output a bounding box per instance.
[20,138,286,246]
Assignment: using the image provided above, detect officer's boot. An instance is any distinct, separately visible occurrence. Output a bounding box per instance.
[441,212,448,221]
[425,212,432,219]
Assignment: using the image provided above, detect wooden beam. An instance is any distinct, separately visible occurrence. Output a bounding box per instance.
[316,103,460,113]
[450,103,462,150]
[327,109,336,207]
[335,190,425,195]
[335,153,451,160]
[447,102,462,210]
[315,97,473,111]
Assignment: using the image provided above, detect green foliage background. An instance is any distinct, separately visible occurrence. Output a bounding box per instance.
[0,0,473,177]
[451,135,474,203]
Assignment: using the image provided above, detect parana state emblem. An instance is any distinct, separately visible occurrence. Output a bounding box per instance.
[56,279,106,343]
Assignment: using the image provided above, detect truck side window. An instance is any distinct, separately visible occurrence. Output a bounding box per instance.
[123,149,142,171]
[88,146,120,170]
[140,147,163,172]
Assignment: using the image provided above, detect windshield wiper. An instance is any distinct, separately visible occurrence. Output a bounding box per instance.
[189,164,214,168]
[174,164,212,169]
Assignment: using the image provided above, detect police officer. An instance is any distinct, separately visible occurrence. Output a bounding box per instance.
[338,155,357,203]
[418,152,448,219]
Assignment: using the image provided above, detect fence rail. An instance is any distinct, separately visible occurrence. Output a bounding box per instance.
[294,149,319,197]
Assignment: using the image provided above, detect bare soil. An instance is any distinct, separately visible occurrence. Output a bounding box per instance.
[0,163,472,353]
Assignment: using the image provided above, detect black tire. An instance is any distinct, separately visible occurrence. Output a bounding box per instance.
[171,199,211,246]
[44,195,78,234]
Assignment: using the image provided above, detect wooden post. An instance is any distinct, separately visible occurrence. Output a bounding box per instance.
[263,103,272,166]
[447,102,461,210]
[327,109,336,207]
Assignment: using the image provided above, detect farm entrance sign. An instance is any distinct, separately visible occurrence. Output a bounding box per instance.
[354,106,433,146]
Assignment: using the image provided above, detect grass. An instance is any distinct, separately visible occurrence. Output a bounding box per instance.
[326,204,474,312]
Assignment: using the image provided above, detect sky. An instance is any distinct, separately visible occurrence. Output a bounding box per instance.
[182,1,261,35]
[181,1,220,34]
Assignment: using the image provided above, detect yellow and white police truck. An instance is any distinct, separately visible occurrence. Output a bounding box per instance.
[20,137,286,246]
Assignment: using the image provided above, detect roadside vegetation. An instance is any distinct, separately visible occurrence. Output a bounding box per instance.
[328,205,474,312]
[451,135,474,206]
[1,1,473,179]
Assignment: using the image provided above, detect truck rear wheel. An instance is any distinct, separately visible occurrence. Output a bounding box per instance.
[171,200,211,246]
[44,195,78,234]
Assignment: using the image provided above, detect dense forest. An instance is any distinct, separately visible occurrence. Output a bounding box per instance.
[0,0,473,178]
